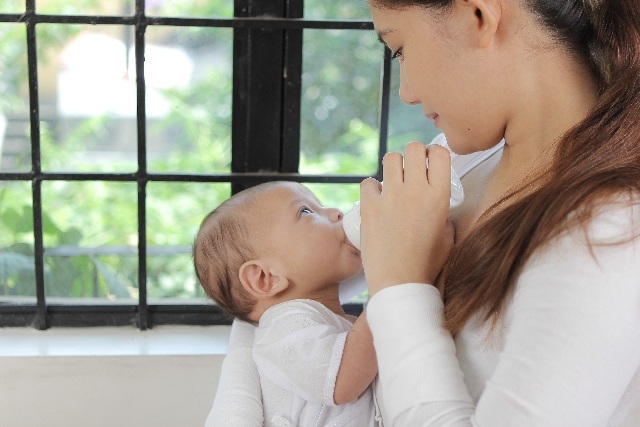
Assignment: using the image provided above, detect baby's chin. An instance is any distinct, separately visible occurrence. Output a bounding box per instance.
[341,265,363,282]
[344,239,361,255]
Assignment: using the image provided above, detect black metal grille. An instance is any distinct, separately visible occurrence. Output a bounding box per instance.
[0,0,392,329]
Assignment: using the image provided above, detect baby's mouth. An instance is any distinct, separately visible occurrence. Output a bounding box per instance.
[344,239,361,254]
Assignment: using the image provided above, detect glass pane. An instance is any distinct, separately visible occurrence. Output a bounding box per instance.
[0,23,31,172]
[147,182,231,302]
[37,0,134,16]
[387,60,441,154]
[304,1,371,20]
[146,0,232,18]
[304,182,359,214]
[0,181,36,302]
[42,181,138,301]
[0,0,23,14]
[146,26,232,174]
[39,24,139,172]
[300,29,381,175]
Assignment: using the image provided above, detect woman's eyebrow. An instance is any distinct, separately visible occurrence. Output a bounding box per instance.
[376,28,395,45]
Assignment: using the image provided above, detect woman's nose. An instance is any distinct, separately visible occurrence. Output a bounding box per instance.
[399,65,420,105]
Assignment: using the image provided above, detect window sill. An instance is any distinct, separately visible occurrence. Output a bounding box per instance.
[0,325,228,426]
[0,325,231,357]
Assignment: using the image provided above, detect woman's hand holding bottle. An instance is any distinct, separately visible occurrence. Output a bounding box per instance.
[359,142,455,296]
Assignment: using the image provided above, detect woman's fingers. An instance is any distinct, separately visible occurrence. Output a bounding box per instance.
[386,142,450,193]
[403,141,428,185]
[425,144,452,210]
[359,142,454,295]
[381,151,404,187]
[360,177,382,201]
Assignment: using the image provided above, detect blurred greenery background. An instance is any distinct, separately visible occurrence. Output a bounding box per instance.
[0,0,439,303]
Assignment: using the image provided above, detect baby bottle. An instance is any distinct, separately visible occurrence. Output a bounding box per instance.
[342,166,464,250]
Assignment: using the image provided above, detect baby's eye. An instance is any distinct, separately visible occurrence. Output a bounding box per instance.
[300,207,313,216]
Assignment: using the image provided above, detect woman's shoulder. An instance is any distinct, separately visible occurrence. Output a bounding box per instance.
[520,193,640,282]
[579,194,640,243]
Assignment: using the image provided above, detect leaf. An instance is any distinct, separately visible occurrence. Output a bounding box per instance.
[60,227,83,245]
[0,207,19,231]
[1,207,32,234]
[41,210,62,236]
[90,256,132,299]
[7,243,33,256]
[0,251,34,279]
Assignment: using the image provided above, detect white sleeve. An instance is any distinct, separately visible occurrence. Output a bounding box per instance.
[205,320,264,427]
[367,202,640,426]
[253,303,348,406]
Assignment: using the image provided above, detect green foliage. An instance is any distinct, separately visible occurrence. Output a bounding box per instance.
[300,30,381,167]
[0,250,35,296]
[304,1,371,20]
[146,0,233,19]
[0,23,27,113]
[1,0,421,302]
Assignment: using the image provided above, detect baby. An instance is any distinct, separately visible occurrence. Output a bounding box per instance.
[193,181,381,426]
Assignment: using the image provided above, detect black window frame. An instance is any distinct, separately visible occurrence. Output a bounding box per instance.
[0,0,393,329]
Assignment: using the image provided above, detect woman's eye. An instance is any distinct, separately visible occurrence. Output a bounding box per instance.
[391,48,403,61]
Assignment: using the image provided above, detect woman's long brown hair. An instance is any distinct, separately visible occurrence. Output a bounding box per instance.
[374,0,640,332]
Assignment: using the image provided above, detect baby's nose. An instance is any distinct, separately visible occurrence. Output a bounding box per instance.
[327,208,343,222]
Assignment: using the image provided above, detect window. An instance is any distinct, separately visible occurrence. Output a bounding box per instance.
[0,0,440,329]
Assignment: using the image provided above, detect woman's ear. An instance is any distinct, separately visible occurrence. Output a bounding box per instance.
[456,0,501,48]
[239,260,289,298]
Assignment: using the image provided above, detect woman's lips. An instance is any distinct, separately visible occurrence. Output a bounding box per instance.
[426,113,440,128]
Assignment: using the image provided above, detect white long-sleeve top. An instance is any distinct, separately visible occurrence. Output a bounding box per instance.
[367,199,640,426]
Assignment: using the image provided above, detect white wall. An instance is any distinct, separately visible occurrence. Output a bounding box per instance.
[0,326,229,427]
[1,326,639,427]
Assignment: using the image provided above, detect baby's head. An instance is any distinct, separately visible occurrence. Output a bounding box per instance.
[193,181,361,323]
[192,185,259,323]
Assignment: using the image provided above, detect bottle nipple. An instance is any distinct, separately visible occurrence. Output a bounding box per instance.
[342,201,362,250]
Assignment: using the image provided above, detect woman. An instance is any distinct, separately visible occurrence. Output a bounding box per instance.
[207,0,640,425]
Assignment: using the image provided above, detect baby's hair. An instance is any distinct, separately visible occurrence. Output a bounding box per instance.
[193,182,282,324]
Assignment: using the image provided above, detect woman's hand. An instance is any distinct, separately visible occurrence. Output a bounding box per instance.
[360,142,454,296]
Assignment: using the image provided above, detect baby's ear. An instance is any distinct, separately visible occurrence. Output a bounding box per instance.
[239,260,289,298]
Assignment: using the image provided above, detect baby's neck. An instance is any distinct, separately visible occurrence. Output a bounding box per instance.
[251,285,345,323]
[312,294,345,317]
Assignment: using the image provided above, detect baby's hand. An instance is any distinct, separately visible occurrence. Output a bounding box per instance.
[360,142,452,296]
